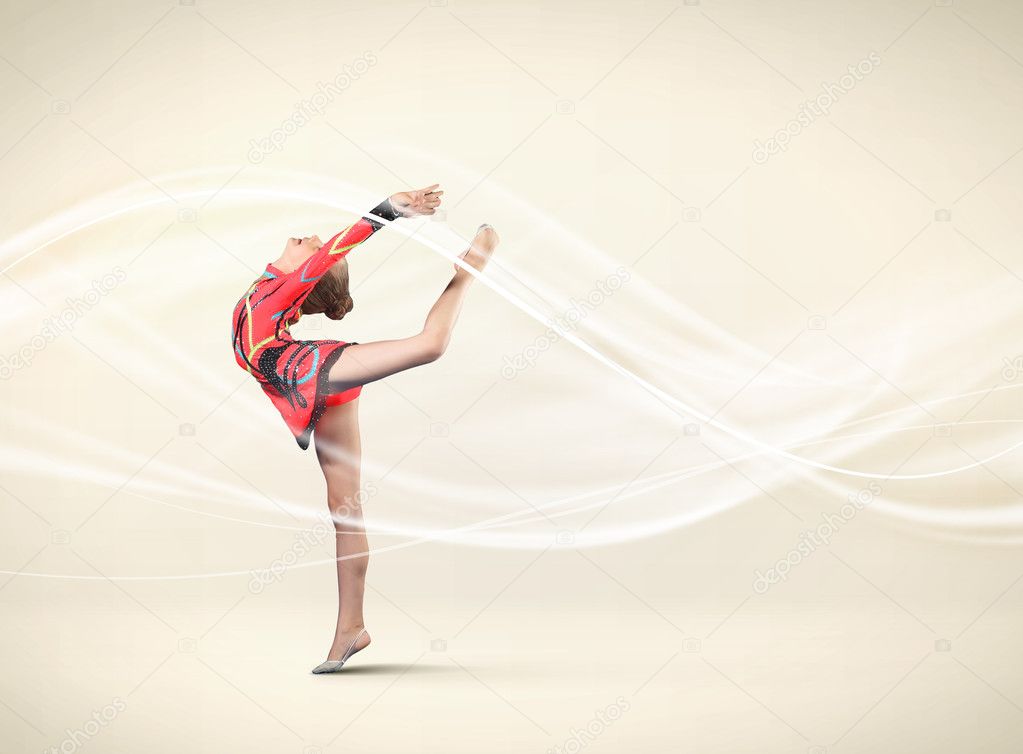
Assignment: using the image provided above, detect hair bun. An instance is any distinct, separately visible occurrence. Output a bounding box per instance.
[302,260,353,320]
[327,294,354,320]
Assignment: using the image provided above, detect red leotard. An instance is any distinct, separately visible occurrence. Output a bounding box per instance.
[231,201,397,449]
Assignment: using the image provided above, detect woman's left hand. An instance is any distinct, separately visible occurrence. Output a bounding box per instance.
[390,184,443,217]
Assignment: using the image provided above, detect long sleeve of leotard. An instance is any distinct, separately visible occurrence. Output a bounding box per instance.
[298,197,402,283]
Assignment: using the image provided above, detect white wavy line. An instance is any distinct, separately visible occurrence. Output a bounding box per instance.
[5,181,1018,480]
[2,172,1021,580]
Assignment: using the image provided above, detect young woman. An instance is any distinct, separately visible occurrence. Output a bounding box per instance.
[230,185,498,673]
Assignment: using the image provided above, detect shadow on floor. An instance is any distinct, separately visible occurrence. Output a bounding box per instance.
[318,662,465,676]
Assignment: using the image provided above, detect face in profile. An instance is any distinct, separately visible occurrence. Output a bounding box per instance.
[285,235,323,255]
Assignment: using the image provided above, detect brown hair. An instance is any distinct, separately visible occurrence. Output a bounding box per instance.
[301,259,354,320]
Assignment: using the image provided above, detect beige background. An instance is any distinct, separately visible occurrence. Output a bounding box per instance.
[2,0,1023,752]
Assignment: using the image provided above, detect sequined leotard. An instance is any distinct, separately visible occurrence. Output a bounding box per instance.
[231,200,399,449]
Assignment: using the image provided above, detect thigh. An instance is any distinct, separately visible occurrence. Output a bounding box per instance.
[328,337,430,393]
[314,398,361,487]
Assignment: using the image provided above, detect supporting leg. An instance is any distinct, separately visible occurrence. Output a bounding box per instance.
[314,399,372,662]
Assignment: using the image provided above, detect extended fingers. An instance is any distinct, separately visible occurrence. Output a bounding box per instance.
[411,183,440,199]
[399,184,443,216]
[416,190,443,214]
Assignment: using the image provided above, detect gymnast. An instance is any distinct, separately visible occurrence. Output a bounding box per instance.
[230,185,498,672]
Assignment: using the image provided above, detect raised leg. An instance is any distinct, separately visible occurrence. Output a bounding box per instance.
[326,225,498,392]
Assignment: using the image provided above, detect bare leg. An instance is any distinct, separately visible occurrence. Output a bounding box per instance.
[327,225,499,391]
[311,226,497,664]
[314,399,372,662]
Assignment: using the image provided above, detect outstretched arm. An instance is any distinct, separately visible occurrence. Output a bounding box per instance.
[302,185,444,281]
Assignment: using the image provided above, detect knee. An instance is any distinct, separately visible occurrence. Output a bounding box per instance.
[327,490,363,522]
